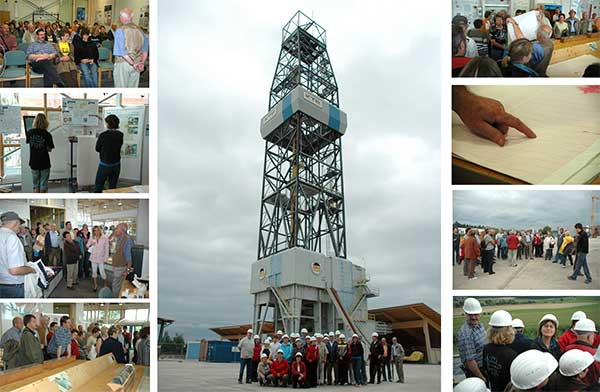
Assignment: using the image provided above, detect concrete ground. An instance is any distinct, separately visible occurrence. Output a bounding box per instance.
[453,238,600,290]
[158,360,440,391]
[50,270,115,298]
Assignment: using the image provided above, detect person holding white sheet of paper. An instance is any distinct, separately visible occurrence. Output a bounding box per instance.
[452,86,537,146]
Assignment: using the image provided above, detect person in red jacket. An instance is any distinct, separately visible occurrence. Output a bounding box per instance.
[291,352,307,388]
[251,335,261,382]
[65,329,80,358]
[271,350,289,387]
[558,311,587,352]
[564,319,600,389]
[305,337,319,387]
[506,230,520,267]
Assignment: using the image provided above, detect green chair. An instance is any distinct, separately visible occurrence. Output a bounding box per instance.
[17,42,29,52]
[0,50,27,87]
[101,39,113,51]
[97,46,113,87]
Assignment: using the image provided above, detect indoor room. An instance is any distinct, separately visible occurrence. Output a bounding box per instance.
[0,0,150,87]
[0,302,149,391]
[0,198,150,299]
[451,0,600,77]
[0,91,149,193]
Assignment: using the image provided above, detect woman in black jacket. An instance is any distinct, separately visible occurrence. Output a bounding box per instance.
[350,335,364,386]
[531,314,562,361]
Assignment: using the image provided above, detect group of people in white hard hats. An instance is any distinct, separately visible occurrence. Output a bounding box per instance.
[455,297,600,391]
[237,327,405,387]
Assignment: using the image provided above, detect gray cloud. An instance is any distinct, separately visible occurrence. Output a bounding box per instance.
[454,190,595,230]
[158,1,441,340]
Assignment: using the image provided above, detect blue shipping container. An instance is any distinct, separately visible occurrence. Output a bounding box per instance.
[185,342,201,361]
[206,341,241,363]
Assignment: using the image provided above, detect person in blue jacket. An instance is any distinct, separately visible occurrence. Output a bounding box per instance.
[279,334,292,363]
[509,318,533,354]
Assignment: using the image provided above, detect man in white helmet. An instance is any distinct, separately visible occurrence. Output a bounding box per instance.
[301,327,309,341]
[257,353,272,386]
[558,311,591,351]
[457,298,486,381]
[316,333,329,385]
[237,329,255,384]
[563,318,600,387]
[509,318,533,355]
[557,349,594,390]
[270,334,281,355]
[325,333,334,385]
[504,350,558,391]
[368,332,383,384]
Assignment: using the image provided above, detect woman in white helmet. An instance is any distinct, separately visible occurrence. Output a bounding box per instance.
[557,349,595,391]
[482,310,518,391]
[531,314,562,361]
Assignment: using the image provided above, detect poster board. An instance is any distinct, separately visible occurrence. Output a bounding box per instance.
[62,98,99,126]
[102,106,146,183]
[0,105,21,135]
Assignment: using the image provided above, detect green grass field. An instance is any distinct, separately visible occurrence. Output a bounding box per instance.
[452,298,600,354]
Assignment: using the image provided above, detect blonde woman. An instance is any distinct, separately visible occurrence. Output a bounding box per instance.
[33,226,46,261]
[482,310,518,392]
[87,225,109,292]
[25,113,55,193]
[96,326,109,355]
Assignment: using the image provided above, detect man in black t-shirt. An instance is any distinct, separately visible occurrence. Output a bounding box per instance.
[94,114,124,192]
[25,114,55,193]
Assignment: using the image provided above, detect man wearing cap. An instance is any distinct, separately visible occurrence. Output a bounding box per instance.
[237,329,255,384]
[325,333,334,385]
[368,332,383,384]
[0,212,36,298]
[557,349,594,390]
[558,311,587,351]
[391,337,405,383]
[113,8,149,88]
[316,333,328,385]
[306,336,319,387]
[270,334,281,356]
[350,334,364,385]
[505,350,559,391]
[335,334,351,385]
[457,298,486,381]
[279,334,292,363]
[564,318,600,387]
[271,349,289,387]
[453,15,478,58]
[568,223,592,284]
[291,352,307,388]
[257,353,272,386]
[509,319,533,354]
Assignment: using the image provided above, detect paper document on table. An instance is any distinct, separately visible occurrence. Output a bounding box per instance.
[452,86,600,184]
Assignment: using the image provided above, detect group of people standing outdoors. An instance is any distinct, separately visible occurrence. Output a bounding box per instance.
[25,112,125,193]
[0,314,150,369]
[237,328,405,387]
[455,297,600,392]
[453,223,592,284]
[0,210,135,298]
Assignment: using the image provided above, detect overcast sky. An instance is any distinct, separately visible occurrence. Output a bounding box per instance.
[158,1,441,341]
[454,190,596,230]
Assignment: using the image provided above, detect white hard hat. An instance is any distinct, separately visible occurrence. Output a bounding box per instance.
[266,337,272,342]
[263,339,270,344]
[261,353,268,359]
[352,334,359,338]
[559,349,594,377]
[301,328,308,334]
[277,349,284,354]
[315,333,322,338]
[453,377,490,392]
[247,329,253,334]
[574,318,597,333]
[372,332,379,337]
[339,334,346,339]
[511,318,525,329]
[329,332,335,337]
[571,311,587,321]
[254,335,260,340]
[324,336,330,341]
[335,330,341,335]
[489,310,512,327]
[277,330,283,335]
[310,336,317,341]
[510,350,558,390]
[282,334,289,339]
[539,314,559,329]
[295,352,303,357]
[462,298,482,315]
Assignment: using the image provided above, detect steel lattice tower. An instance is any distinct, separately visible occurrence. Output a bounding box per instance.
[258,11,347,260]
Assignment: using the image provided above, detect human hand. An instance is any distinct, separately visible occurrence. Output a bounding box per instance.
[452,86,536,146]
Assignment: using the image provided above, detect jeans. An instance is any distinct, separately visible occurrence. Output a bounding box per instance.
[454,244,460,265]
[32,168,50,192]
[238,358,252,382]
[352,358,363,385]
[79,62,98,87]
[545,249,553,260]
[94,163,121,193]
[0,284,25,298]
[571,252,592,281]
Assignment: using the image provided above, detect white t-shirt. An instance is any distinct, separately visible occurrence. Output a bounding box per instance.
[0,227,27,284]
[466,37,478,58]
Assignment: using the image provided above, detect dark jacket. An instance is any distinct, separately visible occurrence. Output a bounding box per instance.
[509,333,533,355]
[96,130,124,165]
[530,336,562,361]
[335,341,351,363]
[350,341,364,359]
[99,336,126,363]
[74,39,99,65]
[576,231,589,254]
[17,327,43,367]
[369,340,383,361]
[63,240,81,265]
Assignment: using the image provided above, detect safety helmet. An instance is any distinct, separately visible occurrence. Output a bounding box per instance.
[282,334,289,339]
[339,334,346,339]
[310,336,317,341]
[276,330,283,335]
[247,329,253,334]
[372,332,379,337]
[277,349,284,354]
[301,328,308,334]
[328,331,335,337]
[511,318,525,329]
[571,311,587,321]
[453,377,490,392]
[335,330,341,335]
[559,349,594,377]
[261,353,268,359]
[352,334,359,338]
[254,335,260,340]
[295,352,303,357]
[538,314,559,329]
[510,350,558,390]
[462,298,482,315]
[574,318,597,333]
[489,310,512,327]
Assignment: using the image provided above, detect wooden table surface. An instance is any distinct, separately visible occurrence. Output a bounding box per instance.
[0,358,80,392]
